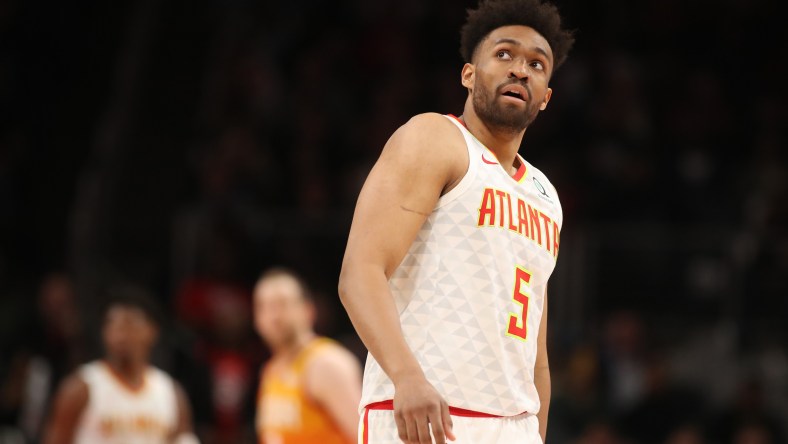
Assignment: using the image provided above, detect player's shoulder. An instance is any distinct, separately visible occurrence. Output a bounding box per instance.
[402,112,454,130]
[76,360,104,381]
[47,369,90,425]
[145,364,175,382]
[306,338,359,372]
[397,113,461,142]
[303,340,360,395]
[145,365,185,397]
[56,369,90,404]
[382,113,467,177]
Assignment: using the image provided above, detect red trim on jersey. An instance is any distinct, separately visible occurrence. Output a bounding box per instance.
[364,400,511,418]
[512,157,527,183]
[447,114,528,182]
[447,113,465,127]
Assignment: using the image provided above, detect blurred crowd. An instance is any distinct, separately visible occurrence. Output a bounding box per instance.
[0,0,786,443]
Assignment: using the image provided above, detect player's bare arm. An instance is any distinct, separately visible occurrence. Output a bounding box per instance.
[339,112,467,444]
[171,381,198,444]
[534,292,551,442]
[43,374,89,444]
[305,346,362,443]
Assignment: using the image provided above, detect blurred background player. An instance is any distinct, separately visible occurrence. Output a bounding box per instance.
[253,268,360,444]
[42,286,198,444]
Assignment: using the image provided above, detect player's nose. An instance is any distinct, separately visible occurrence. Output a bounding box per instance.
[509,61,530,81]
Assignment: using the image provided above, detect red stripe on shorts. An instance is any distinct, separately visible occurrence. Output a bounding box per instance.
[364,400,505,418]
[363,406,370,444]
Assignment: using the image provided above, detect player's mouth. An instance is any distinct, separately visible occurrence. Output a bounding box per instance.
[499,84,529,103]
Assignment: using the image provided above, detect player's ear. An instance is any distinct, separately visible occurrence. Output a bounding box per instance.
[539,88,553,111]
[304,299,317,325]
[147,322,160,343]
[461,63,475,90]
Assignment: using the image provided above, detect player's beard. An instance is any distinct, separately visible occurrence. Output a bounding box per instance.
[472,79,541,134]
[267,325,300,351]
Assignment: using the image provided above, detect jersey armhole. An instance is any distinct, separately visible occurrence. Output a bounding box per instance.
[435,115,478,209]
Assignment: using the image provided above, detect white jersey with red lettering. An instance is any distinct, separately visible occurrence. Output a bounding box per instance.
[360,114,563,417]
[74,361,179,444]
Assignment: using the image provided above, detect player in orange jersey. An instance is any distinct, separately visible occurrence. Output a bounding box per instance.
[339,0,574,443]
[43,287,198,444]
[254,268,361,444]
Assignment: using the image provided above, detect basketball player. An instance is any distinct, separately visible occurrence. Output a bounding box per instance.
[43,288,198,444]
[338,0,574,443]
[254,268,361,444]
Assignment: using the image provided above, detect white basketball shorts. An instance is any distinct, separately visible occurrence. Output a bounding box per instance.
[359,401,542,444]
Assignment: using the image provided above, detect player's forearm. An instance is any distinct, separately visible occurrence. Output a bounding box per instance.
[534,364,551,442]
[338,263,423,384]
[332,404,362,444]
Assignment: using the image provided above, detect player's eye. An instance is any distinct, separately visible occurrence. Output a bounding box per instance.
[531,61,545,71]
[496,50,512,60]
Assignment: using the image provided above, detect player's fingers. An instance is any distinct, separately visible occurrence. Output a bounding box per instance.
[406,415,423,444]
[440,401,456,441]
[414,416,432,444]
[428,409,446,444]
[394,411,410,443]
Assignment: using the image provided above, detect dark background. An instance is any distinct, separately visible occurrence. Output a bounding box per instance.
[1,0,786,443]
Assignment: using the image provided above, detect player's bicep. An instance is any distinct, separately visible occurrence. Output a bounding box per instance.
[173,381,195,435]
[43,374,88,444]
[344,114,462,277]
[307,349,362,441]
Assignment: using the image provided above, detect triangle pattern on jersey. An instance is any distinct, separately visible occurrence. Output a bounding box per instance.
[360,119,561,416]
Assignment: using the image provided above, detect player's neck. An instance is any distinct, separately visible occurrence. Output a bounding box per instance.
[274,331,316,362]
[104,357,147,387]
[460,106,526,177]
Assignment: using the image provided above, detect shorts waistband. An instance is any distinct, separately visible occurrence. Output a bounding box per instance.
[364,400,526,418]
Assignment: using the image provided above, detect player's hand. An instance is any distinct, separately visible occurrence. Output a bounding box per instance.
[392,373,456,444]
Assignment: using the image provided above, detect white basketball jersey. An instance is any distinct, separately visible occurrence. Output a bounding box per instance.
[360,114,563,416]
[74,361,179,444]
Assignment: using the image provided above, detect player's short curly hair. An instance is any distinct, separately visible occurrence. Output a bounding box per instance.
[460,0,575,71]
[104,284,163,326]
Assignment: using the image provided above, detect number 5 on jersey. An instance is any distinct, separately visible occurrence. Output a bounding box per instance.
[506,266,531,341]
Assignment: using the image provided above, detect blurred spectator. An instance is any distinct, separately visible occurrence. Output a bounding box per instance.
[731,422,778,444]
[664,424,706,444]
[600,310,648,413]
[34,274,85,379]
[0,273,85,443]
[617,353,705,444]
[202,292,257,444]
[573,419,623,444]
[549,344,606,442]
[174,231,259,444]
[707,379,785,444]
